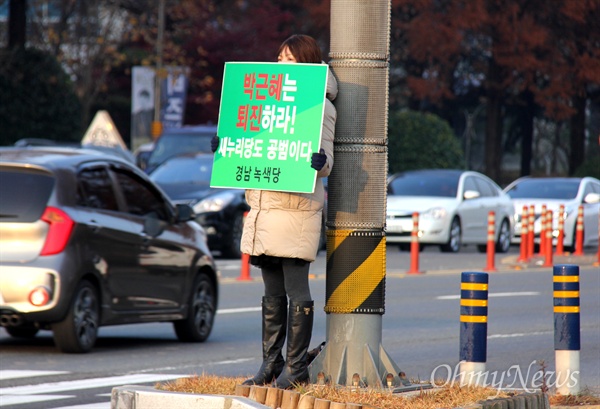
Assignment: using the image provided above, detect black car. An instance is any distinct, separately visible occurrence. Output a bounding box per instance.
[0,147,219,353]
[142,125,217,174]
[150,152,249,258]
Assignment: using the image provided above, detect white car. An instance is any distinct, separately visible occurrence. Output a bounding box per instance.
[503,176,600,251]
[386,169,515,253]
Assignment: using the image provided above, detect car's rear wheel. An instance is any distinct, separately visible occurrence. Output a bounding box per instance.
[495,219,511,253]
[174,273,216,342]
[52,280,99,353]
[440,217,461,253]
[223,212,244,259]
[6,326,39,338]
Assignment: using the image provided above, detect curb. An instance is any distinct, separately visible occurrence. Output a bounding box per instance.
[111,385,571,409]
[463,392,550,409]
[111,385,269,409]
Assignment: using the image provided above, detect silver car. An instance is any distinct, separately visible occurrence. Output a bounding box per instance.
[386,169,515,253]
[503,176,600,251]
[0,147,219,353]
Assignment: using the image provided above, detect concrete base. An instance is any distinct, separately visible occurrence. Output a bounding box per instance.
[111,385,268,409]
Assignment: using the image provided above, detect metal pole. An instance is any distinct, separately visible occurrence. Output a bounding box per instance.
[309,0,424,391]
[152,0,165,139]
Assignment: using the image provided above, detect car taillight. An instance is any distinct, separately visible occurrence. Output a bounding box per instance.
[40,207,74,256]
[29,286,52,306]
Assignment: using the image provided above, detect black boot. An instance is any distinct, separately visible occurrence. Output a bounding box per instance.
[242,296,287,385]
[274,301,314,389]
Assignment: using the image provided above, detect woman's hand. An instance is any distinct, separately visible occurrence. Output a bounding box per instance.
[311,149,327,170]
[210,135,219,153]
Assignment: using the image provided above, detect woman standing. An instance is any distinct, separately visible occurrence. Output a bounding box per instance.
[231,34,337,389]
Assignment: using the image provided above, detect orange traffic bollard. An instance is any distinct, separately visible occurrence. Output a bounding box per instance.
[407,212,423,274]
[537,205,547,257]
[517,205,529,262]
[237,211,251,281]
[527,205,535,260]
[543,210,553,267]
[484,211,497,272]
[238,253,252,281]
[556,205,565,256]
[595,211,600,267]
[574,205,584,255]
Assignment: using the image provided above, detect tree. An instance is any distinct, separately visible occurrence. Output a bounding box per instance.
[0,47,82,144]
[1,0,332,144]
[7,0,26,48]
[388,110,464,174]
[158,0,330,124]
[391,0,600,180]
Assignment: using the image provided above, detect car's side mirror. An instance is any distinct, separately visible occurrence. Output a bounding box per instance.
[175,204,195,222]
[143,216,167,237]
[463,190,481,200]
[583,192,600,204]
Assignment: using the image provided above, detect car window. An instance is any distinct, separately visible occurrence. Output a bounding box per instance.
[0,168,54,222]
[506,179,580,199]
[112,168,169,220]
[147,132,213,170]
[463,176,478,194]
[78,167,119,211]
[582,181,599,199]
[388,173,459,197]
[150,156,213,184]
[474,178,497,197]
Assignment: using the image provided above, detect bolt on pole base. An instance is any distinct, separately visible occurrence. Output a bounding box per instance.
[308,314,432,392]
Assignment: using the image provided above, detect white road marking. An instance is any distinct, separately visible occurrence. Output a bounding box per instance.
[52,403,109,409]
[0,373,187,395]
[217,307,261,314]
[0,394,72,406]
[0,370,68,381]
[489,331,552,339]
[436,291,540,300]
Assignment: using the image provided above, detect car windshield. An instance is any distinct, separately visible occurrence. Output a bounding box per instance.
[150,156,213,184]
[506,179,580,200]
[147,132,213,169]
[388,173,459,197]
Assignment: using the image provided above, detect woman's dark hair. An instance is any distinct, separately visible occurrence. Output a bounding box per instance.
[277,34,322,63]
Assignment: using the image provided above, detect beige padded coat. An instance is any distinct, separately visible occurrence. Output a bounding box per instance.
[240,67,338,262]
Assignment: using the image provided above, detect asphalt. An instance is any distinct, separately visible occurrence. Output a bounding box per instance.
[111,250,599,409]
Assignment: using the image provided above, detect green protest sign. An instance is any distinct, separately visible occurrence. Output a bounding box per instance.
[210,62,328,193]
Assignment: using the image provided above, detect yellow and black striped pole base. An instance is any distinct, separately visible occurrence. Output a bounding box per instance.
[324,229,386,314]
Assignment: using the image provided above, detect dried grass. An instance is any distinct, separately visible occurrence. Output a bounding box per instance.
[158,375,516,409]
[549,387,600,406]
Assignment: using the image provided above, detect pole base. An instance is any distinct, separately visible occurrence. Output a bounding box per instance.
[308,341,432,391]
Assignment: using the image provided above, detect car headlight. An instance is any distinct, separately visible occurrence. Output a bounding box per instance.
[192,191,237,214]
[421,207,447,219]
